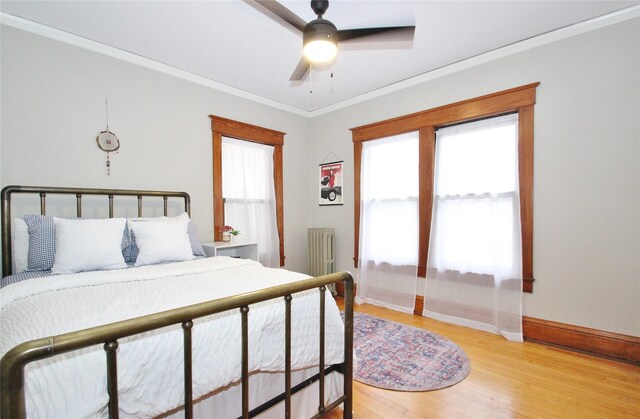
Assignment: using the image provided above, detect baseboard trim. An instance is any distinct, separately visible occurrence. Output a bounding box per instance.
[337,288,639,365]
[522,316,640,365]
[416,296,639,365]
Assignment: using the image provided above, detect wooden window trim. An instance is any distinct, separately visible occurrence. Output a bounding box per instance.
[351,83,539,293]
[209,115,286,267]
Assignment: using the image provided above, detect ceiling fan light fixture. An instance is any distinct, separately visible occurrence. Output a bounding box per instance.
[304,39,337,63]
[303,18,338,63]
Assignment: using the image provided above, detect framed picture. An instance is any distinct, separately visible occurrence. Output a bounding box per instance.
[319,161,344,206]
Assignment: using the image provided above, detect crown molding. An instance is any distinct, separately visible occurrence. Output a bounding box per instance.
[2,5,638,119]
[308,4,640,117]
[0,12,309,118]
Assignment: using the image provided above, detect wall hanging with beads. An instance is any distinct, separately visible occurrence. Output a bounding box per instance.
[96,98,120,175]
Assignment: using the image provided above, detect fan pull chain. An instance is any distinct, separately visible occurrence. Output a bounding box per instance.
[309,62,315,109]
[106,152,111,176]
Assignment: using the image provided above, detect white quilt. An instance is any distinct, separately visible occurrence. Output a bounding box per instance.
[0,257,345,418]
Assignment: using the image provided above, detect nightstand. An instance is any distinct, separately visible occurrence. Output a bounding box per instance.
[201,241,259,262]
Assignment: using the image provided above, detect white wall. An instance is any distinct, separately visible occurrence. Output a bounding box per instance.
[2,18,639,337]
[0,26,311,273]
[309,18,640,337]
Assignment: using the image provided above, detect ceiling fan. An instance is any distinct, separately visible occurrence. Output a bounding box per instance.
[248,0,415,81]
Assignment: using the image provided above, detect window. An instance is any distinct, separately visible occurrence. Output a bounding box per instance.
[431,114,520,274]
[210,116,285,267]
[352,83,538,292]
[360,133,419,265]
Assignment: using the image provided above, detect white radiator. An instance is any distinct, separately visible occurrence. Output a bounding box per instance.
[307,228,335,277]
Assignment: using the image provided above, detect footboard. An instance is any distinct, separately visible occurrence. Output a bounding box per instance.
[1,272,354,419]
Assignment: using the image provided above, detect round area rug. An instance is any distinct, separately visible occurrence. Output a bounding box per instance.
[347,312,470,392]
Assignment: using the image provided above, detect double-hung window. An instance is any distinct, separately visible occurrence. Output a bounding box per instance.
[210,116,285,267]
[352,83,539,294]
[430,114,520,276]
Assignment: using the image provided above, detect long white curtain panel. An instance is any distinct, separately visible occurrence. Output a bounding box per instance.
[222,137,279,268]
[356,132,419,313]
[424,114,523,341]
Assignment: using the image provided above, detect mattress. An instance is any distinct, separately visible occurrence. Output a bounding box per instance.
[0,256,345,418]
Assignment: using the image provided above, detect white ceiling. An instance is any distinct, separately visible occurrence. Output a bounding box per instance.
[1,1,638,115]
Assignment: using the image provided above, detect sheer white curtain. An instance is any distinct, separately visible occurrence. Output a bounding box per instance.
[356,132,419,314]
[222,137,279,268]
[423,114,523,341]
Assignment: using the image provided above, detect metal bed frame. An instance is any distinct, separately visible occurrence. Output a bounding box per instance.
[0,185,354,419]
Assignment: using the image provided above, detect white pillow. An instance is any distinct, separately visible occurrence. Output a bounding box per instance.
[126,212,205,259]
[129,216,194,267]
[52,218,128,274]
[12,218,29,273]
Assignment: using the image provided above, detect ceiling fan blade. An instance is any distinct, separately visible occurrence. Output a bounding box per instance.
[337,26,415,43]
[245,0,307,33]
[289,56,311,81]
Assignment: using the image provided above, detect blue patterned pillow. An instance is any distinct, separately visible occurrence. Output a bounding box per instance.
[121,224,137,263]
[23,214,56,271]
[23,214,133,271]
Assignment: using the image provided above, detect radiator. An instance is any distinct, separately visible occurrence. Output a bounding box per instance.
[308,228,335,277]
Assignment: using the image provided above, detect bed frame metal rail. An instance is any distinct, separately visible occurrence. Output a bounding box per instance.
[1,185,191,277]
[0,272,354,419]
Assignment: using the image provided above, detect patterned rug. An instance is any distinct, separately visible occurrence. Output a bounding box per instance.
[346,312,471,392]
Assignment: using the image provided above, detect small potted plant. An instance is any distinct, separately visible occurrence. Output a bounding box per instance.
[229,227,240,240]
[220,225,240,242]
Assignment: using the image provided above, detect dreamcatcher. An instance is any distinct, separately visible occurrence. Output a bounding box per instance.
[96,98,120,175]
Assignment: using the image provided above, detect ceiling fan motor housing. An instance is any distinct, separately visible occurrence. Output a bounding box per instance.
[303,18,338,46]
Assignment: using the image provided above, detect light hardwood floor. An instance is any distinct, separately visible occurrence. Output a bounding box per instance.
[328,301,640,418]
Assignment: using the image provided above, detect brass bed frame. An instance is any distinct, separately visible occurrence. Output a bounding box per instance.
[0,185,354,419]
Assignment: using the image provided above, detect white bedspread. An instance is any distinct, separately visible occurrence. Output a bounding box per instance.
[0,257,345,418]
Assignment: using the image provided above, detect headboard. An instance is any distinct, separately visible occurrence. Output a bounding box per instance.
[1,185,191,277]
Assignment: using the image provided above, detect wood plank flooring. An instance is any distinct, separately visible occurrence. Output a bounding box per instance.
[328,301,640,418]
